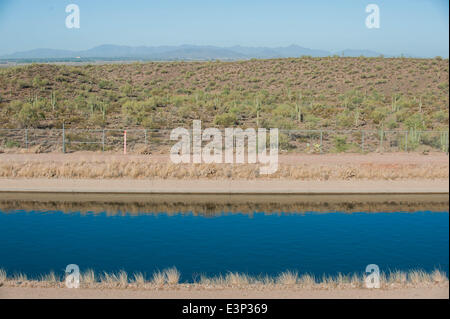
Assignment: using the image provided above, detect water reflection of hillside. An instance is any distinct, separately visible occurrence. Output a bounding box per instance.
[0,193,448,216]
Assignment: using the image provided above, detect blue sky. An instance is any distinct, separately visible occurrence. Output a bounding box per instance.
[0,0,448,57]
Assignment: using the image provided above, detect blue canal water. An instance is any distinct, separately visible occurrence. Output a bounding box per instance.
[0,209,448,281]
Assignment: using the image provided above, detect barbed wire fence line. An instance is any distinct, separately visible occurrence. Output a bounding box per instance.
[0,127,448,154]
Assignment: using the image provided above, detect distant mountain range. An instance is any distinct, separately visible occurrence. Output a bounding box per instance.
[0,44,406,61]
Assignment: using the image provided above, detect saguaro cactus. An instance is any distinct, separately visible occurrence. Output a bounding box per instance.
[295,92,302,123]
[255,98,261,127]
[50,91,56,111]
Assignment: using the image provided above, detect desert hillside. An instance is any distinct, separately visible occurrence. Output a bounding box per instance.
[0,57,448,132]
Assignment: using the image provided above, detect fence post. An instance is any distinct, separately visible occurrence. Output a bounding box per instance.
[144,129,147,145]
[62,122,65,153]
[446,131,449,155]
[319,130,323,154]
[25,128,28,149]
[405,131,408,152]
[124,130,127,155]
[379,129,383,153]
[361,130,364,152]
[102,129,105,152]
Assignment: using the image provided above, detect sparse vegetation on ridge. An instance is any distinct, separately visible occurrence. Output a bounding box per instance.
[0,57,447,133]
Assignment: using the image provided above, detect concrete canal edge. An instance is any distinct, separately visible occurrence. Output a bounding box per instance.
[0,178,448,195]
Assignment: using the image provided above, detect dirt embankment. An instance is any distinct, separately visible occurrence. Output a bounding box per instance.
[1,286,448,299]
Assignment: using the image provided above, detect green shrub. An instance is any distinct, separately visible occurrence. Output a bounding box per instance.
[214,113,237,127]
[120,84,134,97]
[420,133,442,150]
[16,102,43,127]
[387,118,399,129]
[4,140,20,148]
[268,116,296,129]
[98,80,113,90]
[336,112,353,127]
[333,135,349,152]
[17,80,32,89]
[370,107,389,124]
[89,113,106,127]
[303,114,321,129]
[407,128,421,150]
[122,100,146,125]
[32,76,44,88]
[278,132,291,150]
[178,105,197,118]
[437,82,448,90]
[273,104,295,118]
[433,110,449,124]
[405,114,425,130]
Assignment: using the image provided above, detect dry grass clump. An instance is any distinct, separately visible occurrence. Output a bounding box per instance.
[259,274,276,286]
[100,270,128,288]
[408,270,432,286]
[225,272,252,286]
[431,269,448,284]
[199,274,227,286]
[117,270,128,287]
[100,272,118,285]
[151,270,166,286]
[81,269,96,287]
[350,273,362,288]
[0,268,6,283]
[388,270,407,285]
[0,159,448,180]
[276,270,299,285]
[39,271,59,284]
[299,274,317,288]
[133,272,146,286]
[330,273,352,289]
[12,272,28,283]
[148,267,180,286]
[164,267,181,285]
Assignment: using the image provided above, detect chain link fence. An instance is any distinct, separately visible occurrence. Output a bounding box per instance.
[0,128,448,154]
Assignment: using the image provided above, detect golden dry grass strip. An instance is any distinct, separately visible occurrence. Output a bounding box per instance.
[0,268,447,290]
[0,160,448,180]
